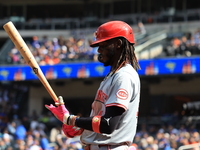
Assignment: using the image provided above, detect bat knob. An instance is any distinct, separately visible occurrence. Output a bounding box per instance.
[55,96,65,105]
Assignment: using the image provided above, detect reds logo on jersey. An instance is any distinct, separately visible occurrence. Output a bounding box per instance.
[116,88,128,100]
[95,90,108,103]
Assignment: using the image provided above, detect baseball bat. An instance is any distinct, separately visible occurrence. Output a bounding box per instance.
[3,21,58,103]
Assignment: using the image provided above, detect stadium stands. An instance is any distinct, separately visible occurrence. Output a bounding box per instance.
[1,0,200,149]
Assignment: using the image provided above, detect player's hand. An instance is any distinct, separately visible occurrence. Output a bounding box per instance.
[62,124,84,138]
[45,96,69,124]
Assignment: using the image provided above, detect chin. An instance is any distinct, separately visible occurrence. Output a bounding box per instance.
[103,61,110,66]
[98,59,109,66]
[103,63,109,67]
[98,55,110,66]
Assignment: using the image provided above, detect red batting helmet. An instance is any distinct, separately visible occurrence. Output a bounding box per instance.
[90,20,135,47]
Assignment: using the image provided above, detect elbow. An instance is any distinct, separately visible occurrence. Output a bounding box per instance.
[104,129,114,134]
[100,126,115,134]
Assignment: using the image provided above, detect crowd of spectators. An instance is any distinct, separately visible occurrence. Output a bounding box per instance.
[133,122,200,150]
[7,35,99,65]
[6,27,200,65]
[163,29,200,58]
[0,116,84,150]
[6,21,148,65]
[0,83,84,150]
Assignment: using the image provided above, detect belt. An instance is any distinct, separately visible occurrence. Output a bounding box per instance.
[84,142,128,150]
[98,142,128,148]
[98,145,109,148]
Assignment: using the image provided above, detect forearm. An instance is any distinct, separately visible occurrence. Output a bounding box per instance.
[46,96,121,138]
[75,106,124,134]
[75,115,121,134]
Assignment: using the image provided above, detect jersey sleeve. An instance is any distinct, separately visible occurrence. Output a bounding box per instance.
[105,71,136,110]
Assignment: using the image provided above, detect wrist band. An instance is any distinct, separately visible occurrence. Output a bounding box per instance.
[92,115,101,133]
[66,115,78,126]
[63,113,70,125]
[67,115,74,125]
[66,115,71,125]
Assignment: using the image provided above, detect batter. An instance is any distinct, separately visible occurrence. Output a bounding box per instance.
[46,20,141,150]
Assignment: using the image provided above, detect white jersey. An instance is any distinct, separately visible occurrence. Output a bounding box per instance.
[81,64,140,146]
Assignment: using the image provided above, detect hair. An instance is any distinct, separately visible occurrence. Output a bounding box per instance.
[113,37,140,74]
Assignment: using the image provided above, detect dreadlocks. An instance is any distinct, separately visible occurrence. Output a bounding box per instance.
[113,37,140,75]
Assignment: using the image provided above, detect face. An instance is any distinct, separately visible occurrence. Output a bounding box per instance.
[97,39,120,67]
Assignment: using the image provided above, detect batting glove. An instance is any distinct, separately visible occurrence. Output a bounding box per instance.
[62,124,84,138]
[45,96,70,124]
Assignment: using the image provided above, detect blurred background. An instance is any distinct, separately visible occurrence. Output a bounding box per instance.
[0,0,200,149]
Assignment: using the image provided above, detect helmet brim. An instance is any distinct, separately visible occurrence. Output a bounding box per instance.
[90,36,134,47]
[90,35,129,47]
[90,37,112,47]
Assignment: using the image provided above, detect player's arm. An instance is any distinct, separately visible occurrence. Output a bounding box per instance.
[46,96,125,135]
[75,106,125,134]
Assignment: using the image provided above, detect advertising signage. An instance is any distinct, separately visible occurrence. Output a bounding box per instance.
[0,57,199,81]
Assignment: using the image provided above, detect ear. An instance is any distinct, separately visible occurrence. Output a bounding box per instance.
[116,39,123,49]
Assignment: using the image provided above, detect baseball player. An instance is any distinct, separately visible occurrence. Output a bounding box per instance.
[45,20,141,150]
